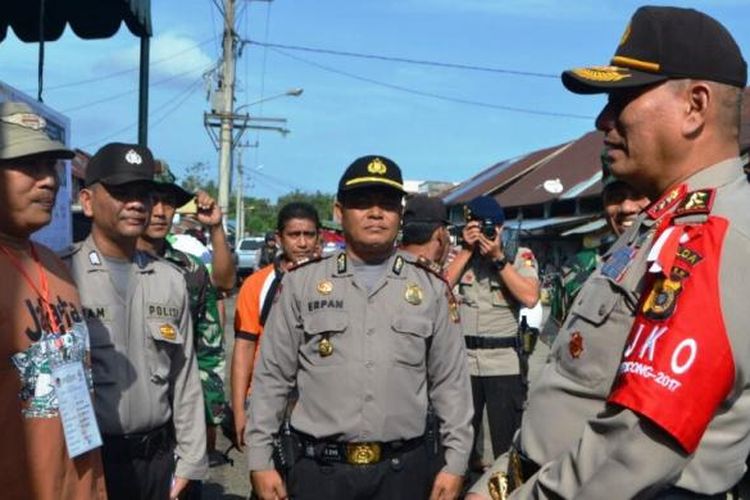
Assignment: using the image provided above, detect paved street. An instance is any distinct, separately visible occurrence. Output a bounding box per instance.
[204,295,251,499]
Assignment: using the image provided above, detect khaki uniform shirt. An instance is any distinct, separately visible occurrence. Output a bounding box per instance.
[246,250,473,475]
[458,247,539,376]
[472,158,750,499]
[63,235,207,480]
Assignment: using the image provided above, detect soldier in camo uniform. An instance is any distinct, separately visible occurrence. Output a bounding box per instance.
[136,162,228,460]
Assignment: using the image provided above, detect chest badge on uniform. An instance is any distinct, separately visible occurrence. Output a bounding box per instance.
[404,283,423,305]
[160,324,177,341]
[642,277,682,320]
[569,331,584,359]
[317,280,333,295]
[318,335,333,357]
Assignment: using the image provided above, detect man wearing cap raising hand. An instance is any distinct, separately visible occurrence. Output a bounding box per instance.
[136,161,228,476]
[444,196,539,477]
[468,6,750,500]
[0,102,107,499]
[64,143,207,500]
[247,155,473,500]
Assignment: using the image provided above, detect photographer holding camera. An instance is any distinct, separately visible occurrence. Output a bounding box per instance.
[445,195,540,475]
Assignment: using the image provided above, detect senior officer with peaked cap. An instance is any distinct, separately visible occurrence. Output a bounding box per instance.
[468,5,750,500]
[64,143,207,499]
[247,155,473,500]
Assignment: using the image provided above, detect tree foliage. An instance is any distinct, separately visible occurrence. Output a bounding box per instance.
[176,163,335,238]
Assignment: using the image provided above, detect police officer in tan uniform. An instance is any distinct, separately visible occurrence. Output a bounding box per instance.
[444,196,539,473]
[247,155,473,500]
[65,143,207,500]
[468,6,750,500]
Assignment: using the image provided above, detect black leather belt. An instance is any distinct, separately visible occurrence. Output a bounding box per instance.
[103,423,174,459]
[295,431,424,465]
[465,335,518,350]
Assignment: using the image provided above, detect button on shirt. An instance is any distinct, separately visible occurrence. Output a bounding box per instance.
[246,250,473,475]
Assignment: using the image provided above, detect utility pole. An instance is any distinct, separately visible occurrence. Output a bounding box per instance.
[205,0,295,226]
[235,147,245,239]
[217,0,236,219]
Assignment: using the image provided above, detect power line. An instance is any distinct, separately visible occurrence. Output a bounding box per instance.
[80,76,205,150]
[28,35,217,93]
[61,63,215,114]
[246,39,558,79]
[270,47,593,120]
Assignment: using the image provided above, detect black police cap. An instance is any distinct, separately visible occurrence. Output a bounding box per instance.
[85,142,156,187]
[337,155,406,198]
[562,6,747,94]
[403,195,448,226]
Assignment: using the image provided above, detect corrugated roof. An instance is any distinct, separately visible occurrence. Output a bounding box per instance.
[447,87,750,211]
[498,131,604,207]
[442,142,568,205]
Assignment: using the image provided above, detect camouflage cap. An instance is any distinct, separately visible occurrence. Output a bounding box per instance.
[153,159,194,208]
[0,101,74,161]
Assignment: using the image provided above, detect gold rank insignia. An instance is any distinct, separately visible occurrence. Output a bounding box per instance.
[318,336,333,357]
[317,279,333,295]
[367,157,387,175]
[404,283,423,305]
[160,323,177,341]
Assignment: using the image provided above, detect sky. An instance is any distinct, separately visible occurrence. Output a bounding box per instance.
[1,0,749,202]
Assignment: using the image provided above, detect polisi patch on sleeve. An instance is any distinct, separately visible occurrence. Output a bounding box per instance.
[147,302,180,319]
[608,217,735,453]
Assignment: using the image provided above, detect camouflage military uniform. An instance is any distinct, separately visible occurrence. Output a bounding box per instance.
[164,241,226,425]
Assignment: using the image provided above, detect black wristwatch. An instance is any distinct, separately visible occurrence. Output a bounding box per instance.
[491,256,508,271]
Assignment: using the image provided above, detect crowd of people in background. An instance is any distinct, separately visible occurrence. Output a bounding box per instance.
[4,5,750,500]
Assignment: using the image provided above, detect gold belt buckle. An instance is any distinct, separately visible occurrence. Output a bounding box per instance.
[345,442,381,465]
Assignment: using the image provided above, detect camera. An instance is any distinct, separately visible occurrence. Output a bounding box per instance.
[478,218,498,240]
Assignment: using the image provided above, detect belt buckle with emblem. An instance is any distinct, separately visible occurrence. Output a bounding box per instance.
[346,442,381,465]
[404,283,423,305]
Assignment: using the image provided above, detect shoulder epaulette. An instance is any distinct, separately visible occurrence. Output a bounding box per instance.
[413,255,445,279]
[57,242,83,260]
[288,253,325,272]
[410,255,460,323]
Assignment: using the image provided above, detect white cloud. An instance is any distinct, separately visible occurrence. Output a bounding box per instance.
[96,32,214,84]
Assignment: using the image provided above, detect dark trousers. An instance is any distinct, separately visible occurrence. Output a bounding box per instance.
[101,437,175,500]
[470,374,526,466]
[286,443,438,500]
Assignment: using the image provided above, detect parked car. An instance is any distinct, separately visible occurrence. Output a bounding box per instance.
[235,236,264,280]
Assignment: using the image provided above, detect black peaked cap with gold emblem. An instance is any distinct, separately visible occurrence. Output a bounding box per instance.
[337,155,406,198]
[562,6,747,94]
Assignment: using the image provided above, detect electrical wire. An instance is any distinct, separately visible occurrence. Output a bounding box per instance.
[246,39,558,79]
[61,63,215,114]
[31,36,217,93]
[80,75,205,150]
[270,47,593,120]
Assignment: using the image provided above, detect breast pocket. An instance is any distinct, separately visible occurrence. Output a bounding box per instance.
[301,311,348,366]
[391,316,433,369]
[553,275,626,390]
[147,321,184,384]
